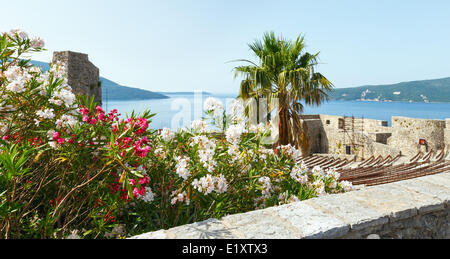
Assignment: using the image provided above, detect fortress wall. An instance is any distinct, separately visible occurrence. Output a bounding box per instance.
[445,119,450,153]
[303,115,449,160]
[388,117,445,157]
[302,118,327,154]
[304,115,394,159]
[318,114,390,134]
[52,51,102,105]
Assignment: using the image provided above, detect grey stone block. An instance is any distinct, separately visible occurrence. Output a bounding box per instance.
[267,202,349,239]
[221,209,301,239]
[348,183,442,221]
[393,177,450,209]
[167,219,236,239]
[129,230,168,239]
[304,193,388,231]
[418,173,450,190]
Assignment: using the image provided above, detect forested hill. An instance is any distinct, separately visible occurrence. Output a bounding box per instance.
[329,77,450,103]
[30,60,169,101]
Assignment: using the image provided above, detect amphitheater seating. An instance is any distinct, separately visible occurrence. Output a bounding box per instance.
[299,150,450,187]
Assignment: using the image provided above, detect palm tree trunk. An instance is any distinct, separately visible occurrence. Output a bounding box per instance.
[278,106,290,146]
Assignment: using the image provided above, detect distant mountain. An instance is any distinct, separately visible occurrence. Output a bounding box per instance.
[329,77,450,103]
[30,60,169,101]
[100,78,168,100]
[158,91,212,95]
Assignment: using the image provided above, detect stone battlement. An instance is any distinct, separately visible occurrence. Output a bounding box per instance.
[131,172,450,239]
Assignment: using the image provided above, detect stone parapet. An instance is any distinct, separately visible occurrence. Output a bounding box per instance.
[130,172,450,239]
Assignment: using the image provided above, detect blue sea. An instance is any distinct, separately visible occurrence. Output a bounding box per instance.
[104,93,450,129]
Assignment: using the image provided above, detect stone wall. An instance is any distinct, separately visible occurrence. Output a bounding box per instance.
[130,172,450,239]
[301,116,327,154]
[52,51,101,105]
[445,119,450,153]
[303,114,395,159]
[388,117,446,157]
[303,114,449,160]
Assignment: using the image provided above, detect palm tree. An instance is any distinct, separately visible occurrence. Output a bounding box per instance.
[233,32,333,155]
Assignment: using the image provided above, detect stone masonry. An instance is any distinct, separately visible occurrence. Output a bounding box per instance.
[131,172,450,239]
[302,114,450,160]
[52,51,102,105]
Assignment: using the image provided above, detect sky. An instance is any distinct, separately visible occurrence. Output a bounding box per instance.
[1,0,450,94]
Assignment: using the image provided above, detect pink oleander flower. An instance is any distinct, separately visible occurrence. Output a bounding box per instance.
[135,118,148,135]
[132,187,146,198]
[79,107,90,116]
[139,176,150,185]
[97,112,105,121]
[52,132,60,141]
[95,106,104,113]
[112,124,118,133]
[132,188,140,198]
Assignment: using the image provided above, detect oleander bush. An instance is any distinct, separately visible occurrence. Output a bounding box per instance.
[0,30,353,239]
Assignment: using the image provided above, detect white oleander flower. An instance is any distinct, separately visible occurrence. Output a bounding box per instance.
[228,99,245,124]
[55,115,77,129]
[36,108,55,120]
[192,174,228,195]
[175,156,191,181]
[259,148,275,160]
[5,79,26,93]
[190,135,217,172]
[226,124,244,144]
[328,180,338,189]
[258,177,273,198]
[215,174,228,194]
[228,144,240,161]
[325,168,341,180]
[154,147,166,159]
[290,163,309,184]
[48,141,60,149]
[49,97,63,106]
[340,181,354,192]
[190,120,208,133]
[312,166,324,178]
[4,65,21,81]
[138,187,155,203]
[249,123,269,133]
[278,144,301,160]
[50,61,67,78]
[160,128,175,142]
[311,180,326,196]
[170,191,189,205]
[52,88,76,108]
[8,29,28,40]
[30,37,45,48]
[29,66,41,74]
[204,97,224,113]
